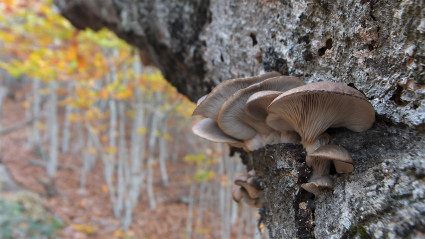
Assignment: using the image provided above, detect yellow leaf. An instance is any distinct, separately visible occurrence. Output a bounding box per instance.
[137,127,147,135]
[71,224,97,235]
[106,146,117,154]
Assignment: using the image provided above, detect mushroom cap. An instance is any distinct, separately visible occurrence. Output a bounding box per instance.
[218,76,305,140]
[234,178,261,199]
[301,176,333,195]
[196,94,208,106]
[244,90,282,121]
[193,72,281,120]
[192,118,242,145]
[234,172,262,199]
[310,145,354,173]
[267,81,375,144]
[234,175,249,184]
[232,186,263,208]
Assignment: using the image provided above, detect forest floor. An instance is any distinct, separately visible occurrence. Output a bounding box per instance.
[0,97,251,239]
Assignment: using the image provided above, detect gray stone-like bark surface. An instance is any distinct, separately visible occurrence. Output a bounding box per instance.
[55,0,425,238]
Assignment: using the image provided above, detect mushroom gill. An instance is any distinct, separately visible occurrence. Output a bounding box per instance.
[267,81,375,154]
[218,76,304,150]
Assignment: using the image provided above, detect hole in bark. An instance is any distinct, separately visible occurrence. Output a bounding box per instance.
[412,102,420,110]
[304,51,313,61]
[275,58,288,74]
[298,35,310,44]
[390,84,410,106]
[318,38,333,56]
[368,40,377,51]
[220,54,224,62]
[250,33,258,46]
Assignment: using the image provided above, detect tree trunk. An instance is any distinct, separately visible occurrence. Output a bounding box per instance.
[56,0,425,238]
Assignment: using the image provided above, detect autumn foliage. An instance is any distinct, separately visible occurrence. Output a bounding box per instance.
[0,1,261,238]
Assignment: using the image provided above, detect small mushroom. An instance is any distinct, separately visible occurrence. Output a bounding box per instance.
[313,144,354,173]
[301,144,354,195]
[192,118,244,148]
[301,176,333,196]
[267,81,375,154]
[234,175,262,199]
[232,186,264,208]
[217,76,304,150]
[193,72,282,120]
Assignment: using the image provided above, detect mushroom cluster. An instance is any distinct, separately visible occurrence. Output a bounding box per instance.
[232,170,264,208]
[192,73,375,197]
[193,72,304,151]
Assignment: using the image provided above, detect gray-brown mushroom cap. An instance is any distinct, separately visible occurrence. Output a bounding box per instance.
[244,90,282,121]
[234,175,261,199]
[301,176,333,196]
[218,76,305,140]
[232,186,263,208]
[267,81,375,147]
[196,94,208,106]
[192,72,281,120]
[192,118,243,146]
[311,145,354,173]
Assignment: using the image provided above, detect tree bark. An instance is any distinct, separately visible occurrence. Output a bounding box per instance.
[55,0,425,238]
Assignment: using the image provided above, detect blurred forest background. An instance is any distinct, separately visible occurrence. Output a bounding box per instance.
[0,0,264,238]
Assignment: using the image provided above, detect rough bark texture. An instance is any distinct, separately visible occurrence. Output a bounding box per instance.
[55,0,425,238]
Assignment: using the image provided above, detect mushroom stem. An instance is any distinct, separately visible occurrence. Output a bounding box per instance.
[303,152,334,195]
[309,157,331,180]
[244,133,264,151]
[303,133,330,154]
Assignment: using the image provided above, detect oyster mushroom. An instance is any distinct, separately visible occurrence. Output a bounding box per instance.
[193,72,281,120]
[234,174,262,199]
[314,144,354,173]
[244,90,303,145]
[192,118,244,148]
[196,94,208,106]
[232,186,264,208]
[217,76,304,151]
[302,144,354,195]
[267,81,375,154]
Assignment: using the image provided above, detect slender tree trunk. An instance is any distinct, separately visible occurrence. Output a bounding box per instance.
[47,81,59,180]
[158,114,169,187]
[116,101,127,218]
[0,87,8,158]
[29,79,42,148]
[185,182,195,239]
[80,133,95,195]
[61,83,72,153]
